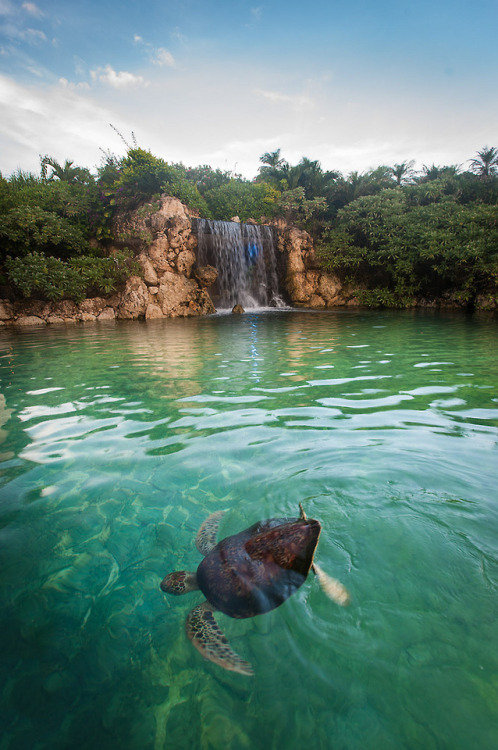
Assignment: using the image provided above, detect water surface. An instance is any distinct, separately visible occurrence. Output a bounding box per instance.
[0,310,497,750]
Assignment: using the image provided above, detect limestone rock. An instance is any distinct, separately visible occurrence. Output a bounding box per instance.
[175,249,196,277]
[156,272,215,317]
[79,297,107,316]
[15,299,51,319]
[195,290,216,315]
[97,307,116,321]
[194,265,218,288]
[14,316,46,327]
[232,304,244,314]
[51,300,79,319]
[150,196,190,232]
[148,236,171,272]
[157,272,199,316]
[167,216,192,250]
[117,276,149,319]
[145,303,164,319]
[309,295,326,308]
[317,274,343,305]
[137,254,159,285]
[0,300,13,321]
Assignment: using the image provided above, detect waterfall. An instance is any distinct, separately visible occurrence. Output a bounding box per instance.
[195,219,286,309]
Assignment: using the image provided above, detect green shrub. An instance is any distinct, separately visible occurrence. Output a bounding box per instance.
[203,181,278,221]
[0,205,90,261]
[5,250,139,303]
[317,190,498,306]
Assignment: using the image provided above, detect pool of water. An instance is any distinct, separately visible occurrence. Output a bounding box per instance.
[0,309,497,750]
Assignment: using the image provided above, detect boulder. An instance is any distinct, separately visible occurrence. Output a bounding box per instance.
[79,297,107,316]
[194,265,218,288]
[156,272,200,316]
[137,254,159,285]
[317,273,343,305]
[145,303,164,319]
[232,304,244,314]
[150,196,190,233]
[175,249,196,277]
[156,272,215,317]
[14,316,46,327]
[148,236,171,271]
[117,276,149,319]
[97,307,116,321]
[50,300,79,319]
[0,300,13,321]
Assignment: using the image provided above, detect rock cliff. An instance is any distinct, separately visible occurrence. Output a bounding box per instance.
[277,225,353,308]
[0,196,218,327]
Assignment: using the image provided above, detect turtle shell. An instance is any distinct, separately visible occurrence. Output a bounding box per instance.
[196,517,321,618]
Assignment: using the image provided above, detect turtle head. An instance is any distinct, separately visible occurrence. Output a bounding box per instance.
[160,570,198,595]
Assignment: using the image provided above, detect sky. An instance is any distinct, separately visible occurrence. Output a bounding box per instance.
[1,0,497,179]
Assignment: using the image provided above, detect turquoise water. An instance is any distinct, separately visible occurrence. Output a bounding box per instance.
[0,310,497,750]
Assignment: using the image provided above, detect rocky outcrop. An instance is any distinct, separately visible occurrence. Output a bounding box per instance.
[277,226,352,308]
[4,196,492,327]
[0,196,217,327]
[111,196,215,318]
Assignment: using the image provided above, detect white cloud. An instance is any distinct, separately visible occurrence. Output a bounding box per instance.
[151,47,175,67]
[90,64,147,89]
[20,27,46,43]
[59,77,90,91]
[0,0,14,15]
[22,2,44,17]
[0,73,122,175]
[251,7,262,23]
[133,35,175,67]
[254,88,314,111]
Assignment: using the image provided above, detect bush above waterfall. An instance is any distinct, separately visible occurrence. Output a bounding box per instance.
[203,181,279,222]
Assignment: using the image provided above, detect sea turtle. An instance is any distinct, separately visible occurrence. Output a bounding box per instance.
[160,504,349,675]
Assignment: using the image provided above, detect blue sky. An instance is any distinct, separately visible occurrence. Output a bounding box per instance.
[1,0,497,178]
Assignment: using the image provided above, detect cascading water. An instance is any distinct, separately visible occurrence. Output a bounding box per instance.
[195,219,286,309]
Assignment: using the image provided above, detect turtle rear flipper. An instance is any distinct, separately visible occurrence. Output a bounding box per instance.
[196,510,225,556]
[312,563,350,606]
[186,602,254,676]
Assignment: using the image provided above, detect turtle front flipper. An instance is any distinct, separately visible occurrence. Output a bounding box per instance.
[196,510,225,556]
[186,602,254,676]
[161,570,198,595]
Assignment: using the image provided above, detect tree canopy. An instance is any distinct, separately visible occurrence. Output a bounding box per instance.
[1,143,497,308]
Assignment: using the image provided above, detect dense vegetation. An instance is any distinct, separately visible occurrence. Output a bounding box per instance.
[1,139,497,308]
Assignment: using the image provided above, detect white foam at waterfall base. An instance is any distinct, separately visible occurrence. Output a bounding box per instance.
[196,220,287,310]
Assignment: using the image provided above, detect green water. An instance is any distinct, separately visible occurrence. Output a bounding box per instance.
[0,310,497,750]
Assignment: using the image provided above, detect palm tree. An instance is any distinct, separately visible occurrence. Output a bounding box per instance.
[40,155,92,184]
[389,160,416,185]
[259,149,286,169]
[257,149,289,186]
[469,146,498,179]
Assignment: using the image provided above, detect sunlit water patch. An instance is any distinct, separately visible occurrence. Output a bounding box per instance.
[0,310,497,750]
